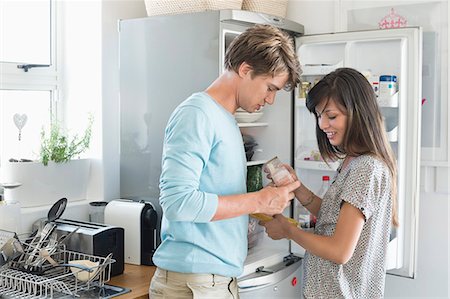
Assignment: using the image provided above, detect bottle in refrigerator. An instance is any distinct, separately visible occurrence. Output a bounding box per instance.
[310,175,331,228]
[297,204,312,230]
[318,175,331,197]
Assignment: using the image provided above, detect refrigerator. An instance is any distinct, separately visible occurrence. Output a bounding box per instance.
[118,10,421,298]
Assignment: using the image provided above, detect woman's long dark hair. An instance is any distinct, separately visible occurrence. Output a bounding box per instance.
[306,68,398,226]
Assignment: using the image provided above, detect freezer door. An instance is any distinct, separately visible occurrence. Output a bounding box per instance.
[293,28,422,278]
[238,257,303,298]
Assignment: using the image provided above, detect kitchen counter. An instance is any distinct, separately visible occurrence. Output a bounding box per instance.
[109,264,156,299]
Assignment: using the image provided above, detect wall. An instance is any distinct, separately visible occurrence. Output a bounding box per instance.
[62,0,146,203]
[287,0,449,298]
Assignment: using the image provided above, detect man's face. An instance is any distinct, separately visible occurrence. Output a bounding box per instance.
[237,68,289,113]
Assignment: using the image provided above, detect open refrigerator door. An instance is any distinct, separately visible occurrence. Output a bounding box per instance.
[292,27,422,278]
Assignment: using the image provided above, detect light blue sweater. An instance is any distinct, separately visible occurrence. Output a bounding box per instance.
[153,92,248,277]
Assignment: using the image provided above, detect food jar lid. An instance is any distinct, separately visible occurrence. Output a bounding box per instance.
[379,75,397,82]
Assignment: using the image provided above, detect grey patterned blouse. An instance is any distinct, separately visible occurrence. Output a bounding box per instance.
[303,155,393,299]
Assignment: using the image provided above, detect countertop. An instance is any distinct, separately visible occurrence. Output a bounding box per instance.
[109,264,156,299]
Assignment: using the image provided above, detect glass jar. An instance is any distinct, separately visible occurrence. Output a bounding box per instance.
[263,156,295,186]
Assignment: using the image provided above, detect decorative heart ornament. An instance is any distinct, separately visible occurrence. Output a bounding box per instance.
[13,113,28,130]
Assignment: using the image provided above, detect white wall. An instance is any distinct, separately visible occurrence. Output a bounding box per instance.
[63,0,146,202]
[287,0,449,298]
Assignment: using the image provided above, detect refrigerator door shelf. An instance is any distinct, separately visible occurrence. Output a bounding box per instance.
[378,92,399,107]
[295,159,340,171]
[301,61,344,76]
[387,126,398,142]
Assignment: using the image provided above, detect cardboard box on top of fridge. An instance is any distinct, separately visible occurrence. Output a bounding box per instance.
[145,0,243,17]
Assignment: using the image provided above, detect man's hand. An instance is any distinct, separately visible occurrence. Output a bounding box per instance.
[254,180,300,215]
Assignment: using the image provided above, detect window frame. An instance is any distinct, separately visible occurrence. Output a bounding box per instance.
[0,0,60,158]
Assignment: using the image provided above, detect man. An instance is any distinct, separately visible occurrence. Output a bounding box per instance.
[150,24,301,299]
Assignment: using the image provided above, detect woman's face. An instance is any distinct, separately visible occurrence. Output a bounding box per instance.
[315,98,347,147]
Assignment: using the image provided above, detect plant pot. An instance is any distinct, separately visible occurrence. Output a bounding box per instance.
[0,159,91,208]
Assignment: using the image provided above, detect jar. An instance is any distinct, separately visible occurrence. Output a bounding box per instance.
[263,156,294,186]
[299,81,311,99]
[379,75,398,97]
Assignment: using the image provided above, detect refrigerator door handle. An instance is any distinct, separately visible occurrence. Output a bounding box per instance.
[238,282,271,290]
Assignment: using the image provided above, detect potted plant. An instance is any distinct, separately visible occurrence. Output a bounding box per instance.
[40,115,93,166]
[0,116,94,208]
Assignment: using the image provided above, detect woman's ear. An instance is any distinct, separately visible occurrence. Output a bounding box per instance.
[238,62,252,78]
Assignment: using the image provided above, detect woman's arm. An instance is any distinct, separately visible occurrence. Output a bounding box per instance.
[294,184,322,216]
[277,164,322,216]
[263,202,365,264]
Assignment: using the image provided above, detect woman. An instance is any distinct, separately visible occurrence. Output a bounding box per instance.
[261,68,398,298]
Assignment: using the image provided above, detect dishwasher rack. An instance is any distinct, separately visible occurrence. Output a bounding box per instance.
[0,249,115,298]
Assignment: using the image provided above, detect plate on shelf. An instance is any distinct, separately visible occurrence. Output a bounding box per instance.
[235,112,264,123]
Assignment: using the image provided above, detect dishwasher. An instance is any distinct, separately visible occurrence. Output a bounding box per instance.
[238,255,303,298]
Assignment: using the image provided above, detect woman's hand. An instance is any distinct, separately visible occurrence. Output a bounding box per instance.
[260,214,294,240]
[283,164,299,181]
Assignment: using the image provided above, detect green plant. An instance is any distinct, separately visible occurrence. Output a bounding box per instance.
[40,115,93,166]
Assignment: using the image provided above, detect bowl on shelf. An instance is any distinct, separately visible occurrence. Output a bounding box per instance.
[235,112,264,123]
[237,106,264,113]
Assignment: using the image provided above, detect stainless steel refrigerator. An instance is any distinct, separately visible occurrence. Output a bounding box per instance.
[119,9,421,298]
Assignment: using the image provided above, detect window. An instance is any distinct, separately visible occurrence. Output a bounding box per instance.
[0,0,57,163]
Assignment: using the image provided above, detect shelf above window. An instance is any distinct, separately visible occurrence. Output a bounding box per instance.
[295,159,340,171]
[238,122,268,128]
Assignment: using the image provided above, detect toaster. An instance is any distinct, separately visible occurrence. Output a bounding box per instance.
[33,218,125,276]
[104,199,159,266]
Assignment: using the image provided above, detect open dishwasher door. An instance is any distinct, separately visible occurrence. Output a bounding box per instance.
[238,255,303,298]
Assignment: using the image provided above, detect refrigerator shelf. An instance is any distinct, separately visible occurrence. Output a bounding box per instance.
[247,160,267,166]
[238,122,268,128]
[301,61,344,76]
[295,159,340,171]
[378,92,399,107]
